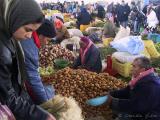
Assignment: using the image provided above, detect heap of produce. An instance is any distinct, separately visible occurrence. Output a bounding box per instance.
[151,57,160,75]
[39,66,55,76]
[39,44,74,68]
[155,43,160,53]
[154,43,160,72]
[91,19,105,27]
[63,14,76,23]
[42,67,127,119]
[82,31,89,36]
[99,47,117,60]
[141,34,148,40]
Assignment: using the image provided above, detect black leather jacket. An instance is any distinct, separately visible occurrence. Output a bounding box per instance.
[0,38,48,120]
[0,0,49,119]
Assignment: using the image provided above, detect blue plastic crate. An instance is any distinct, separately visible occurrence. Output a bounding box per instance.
[148,33,160,43]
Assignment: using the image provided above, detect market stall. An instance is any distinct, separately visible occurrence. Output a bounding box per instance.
[37,1,160,119]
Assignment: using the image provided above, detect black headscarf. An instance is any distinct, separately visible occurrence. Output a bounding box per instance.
[0,0,44,87]
[2,0,44,36]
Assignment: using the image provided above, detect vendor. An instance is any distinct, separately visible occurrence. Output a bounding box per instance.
[21,19,56,105]
[106,57,160,120]
[96,4,105,20]
[52,17,70,44]
[103,13,118,38]
[76,8,92,29]
[73,37,102,73]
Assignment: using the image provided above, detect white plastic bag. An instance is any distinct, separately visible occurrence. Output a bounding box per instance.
[147,10,159,28]
[111,36,144,55]
[114,26,130,41]
[112,52,145,63]
[68,29,84,37]
[61,37,80,49]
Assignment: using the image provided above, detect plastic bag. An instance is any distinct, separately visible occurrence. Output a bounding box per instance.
[147,10,159,28]
[68,29,83,37]
[114,26,130,41]
[112,52,145,63]
[61,37,80,50]
[111,36,144,55]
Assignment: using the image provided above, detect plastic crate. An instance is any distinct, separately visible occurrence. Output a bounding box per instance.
[112,57,132,77]
[102,38,113,46]
[143,40,160,58]
[148,33,160,43]
[141,47,151,58]
[80,24,90,32]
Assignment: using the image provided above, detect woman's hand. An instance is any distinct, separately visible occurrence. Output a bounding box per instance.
[47,114,56,120]
[106,95,113,106]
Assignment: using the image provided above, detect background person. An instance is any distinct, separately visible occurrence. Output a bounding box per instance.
[73,37,102,73]
[53,18,70,44]
[115,0,130,28]
[76,8,92,29]
[103,14,118,38]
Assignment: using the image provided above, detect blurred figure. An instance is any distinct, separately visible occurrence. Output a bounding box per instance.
[97,4,106,20]
[76,8,92,29]
[130,7,146,34]
[53,18,70,43]
[81,1,85,8]
[115,0,130,28]
[130,1,137,10]
[142,5,149,15]
[103,14,118,38]
[73,37,102,73]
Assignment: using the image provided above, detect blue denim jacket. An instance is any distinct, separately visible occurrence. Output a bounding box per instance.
[20,39,54,105]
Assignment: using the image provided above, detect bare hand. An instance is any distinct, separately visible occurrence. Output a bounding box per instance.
[106,95,113,106]
[47,114,56,120]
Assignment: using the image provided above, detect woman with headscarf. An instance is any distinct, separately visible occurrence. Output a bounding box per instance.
[73,37,102,73]
[0,0,56,120]
[76,8,92,29]
[52,18,70,44]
